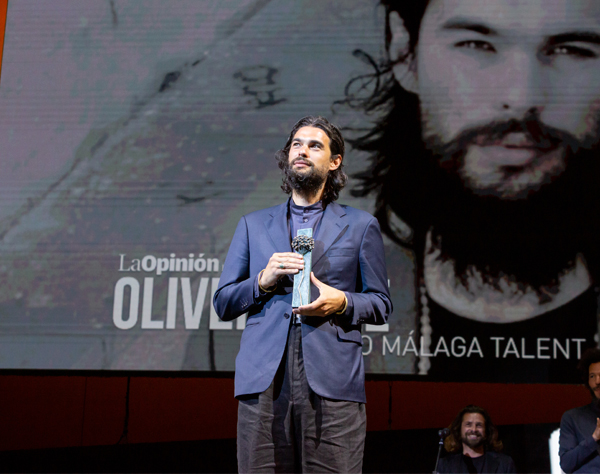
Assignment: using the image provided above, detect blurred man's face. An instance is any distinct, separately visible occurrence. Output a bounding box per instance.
[414,0,600,199]
[588,362,600,399]
[460,412,486,449]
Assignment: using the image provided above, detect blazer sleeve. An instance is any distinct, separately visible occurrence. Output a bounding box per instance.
[559,410,598,473]
[213,216,262,321]
[343,216,392,326]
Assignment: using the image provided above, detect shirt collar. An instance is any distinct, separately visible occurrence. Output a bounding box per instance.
[290,199,324,215]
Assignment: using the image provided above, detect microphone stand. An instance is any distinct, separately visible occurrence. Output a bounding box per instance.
[433,429,447,474]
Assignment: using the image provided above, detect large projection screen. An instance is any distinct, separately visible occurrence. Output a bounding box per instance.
[0,0,597,383]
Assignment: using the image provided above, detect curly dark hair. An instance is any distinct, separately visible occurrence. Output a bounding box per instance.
[275,116,348,204]
[444,405,503,454]
[578,348,600,383]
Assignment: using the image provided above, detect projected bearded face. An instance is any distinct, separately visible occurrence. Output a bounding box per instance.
[391,0,600,200]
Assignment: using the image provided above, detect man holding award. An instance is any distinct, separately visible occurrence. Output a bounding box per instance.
[214,116,392,473]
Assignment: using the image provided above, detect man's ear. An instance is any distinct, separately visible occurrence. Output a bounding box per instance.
[389,11,418,94]
[329,154,342,171]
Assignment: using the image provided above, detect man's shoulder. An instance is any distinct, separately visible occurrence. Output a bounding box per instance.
[437,452,462,472]
[332,202,377,223]
[562,403,594,421]
[441,452,462,461]
[242,202,287,221]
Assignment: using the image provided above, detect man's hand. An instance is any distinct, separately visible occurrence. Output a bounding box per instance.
[593,418,600,442]
[259,252,304,289]
[292,273,346,317]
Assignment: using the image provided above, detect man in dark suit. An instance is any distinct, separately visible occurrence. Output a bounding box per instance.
[559,348,600,473]
[437,405,516,473]
[213,115,392,473]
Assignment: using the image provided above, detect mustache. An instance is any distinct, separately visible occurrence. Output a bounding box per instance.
[291,157,314,167]
[426,114,589,168]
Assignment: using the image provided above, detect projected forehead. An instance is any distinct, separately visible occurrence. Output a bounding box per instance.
[422,0,600,33]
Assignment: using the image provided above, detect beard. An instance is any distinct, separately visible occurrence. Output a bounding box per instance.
[587,385,600,407]
[461,432,485,449]
[412,114,600,296]
[282,158,328,197]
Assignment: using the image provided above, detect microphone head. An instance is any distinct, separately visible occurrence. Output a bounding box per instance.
[438,428,450,438]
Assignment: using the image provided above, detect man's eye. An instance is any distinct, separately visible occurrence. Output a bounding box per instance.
[455,40,496,52]
[546,45,597,59]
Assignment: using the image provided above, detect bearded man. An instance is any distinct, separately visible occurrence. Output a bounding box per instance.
[560,348,600,473]
[213,115,392,473]
[438,405,516,473]
[349,0,600,381]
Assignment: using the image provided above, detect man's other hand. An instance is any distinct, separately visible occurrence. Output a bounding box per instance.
[293,273,346,317]
[593,418,600,442]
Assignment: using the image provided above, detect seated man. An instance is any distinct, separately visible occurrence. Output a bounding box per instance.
[438,405,516,473]
[560,348,600,473]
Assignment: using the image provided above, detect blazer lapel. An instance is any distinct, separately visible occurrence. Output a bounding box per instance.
[312,201,347,267]
[264,200,292,253]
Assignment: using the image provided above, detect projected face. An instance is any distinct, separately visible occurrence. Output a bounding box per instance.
[396,0,600,199]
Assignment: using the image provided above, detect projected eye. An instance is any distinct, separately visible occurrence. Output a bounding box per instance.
[547,45,597,59]
[455,40,496,53]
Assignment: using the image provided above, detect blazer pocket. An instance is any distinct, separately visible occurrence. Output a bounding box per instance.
[335,326,362,345]
[327,248,355,258]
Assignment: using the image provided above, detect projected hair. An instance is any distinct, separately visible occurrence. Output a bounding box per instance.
[444,405,503,454]
[275,115,348,204]
[344,1,430,244]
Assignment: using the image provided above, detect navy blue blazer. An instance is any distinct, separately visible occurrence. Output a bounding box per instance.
[213,200,392,403]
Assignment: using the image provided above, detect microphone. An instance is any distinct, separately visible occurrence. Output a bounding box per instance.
[433,428,450,473]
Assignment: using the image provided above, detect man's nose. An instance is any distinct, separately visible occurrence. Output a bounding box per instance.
[297,144,308,156]
[495,48,547,118]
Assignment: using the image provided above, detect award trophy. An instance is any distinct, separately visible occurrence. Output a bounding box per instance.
[291,228,315,308]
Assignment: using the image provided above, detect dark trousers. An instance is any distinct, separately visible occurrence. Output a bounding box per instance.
[237,324,366,473]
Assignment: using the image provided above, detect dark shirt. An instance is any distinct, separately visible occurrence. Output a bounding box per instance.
[560,402,600,473]
[437,451,516,473]
[289,199,324,242]
[426,288,597,383]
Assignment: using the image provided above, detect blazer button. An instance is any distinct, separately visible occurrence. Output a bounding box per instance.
[284,313,290,319]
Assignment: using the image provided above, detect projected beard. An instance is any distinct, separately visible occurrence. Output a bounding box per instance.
[413,113,600,296]
[283,157,330,196]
